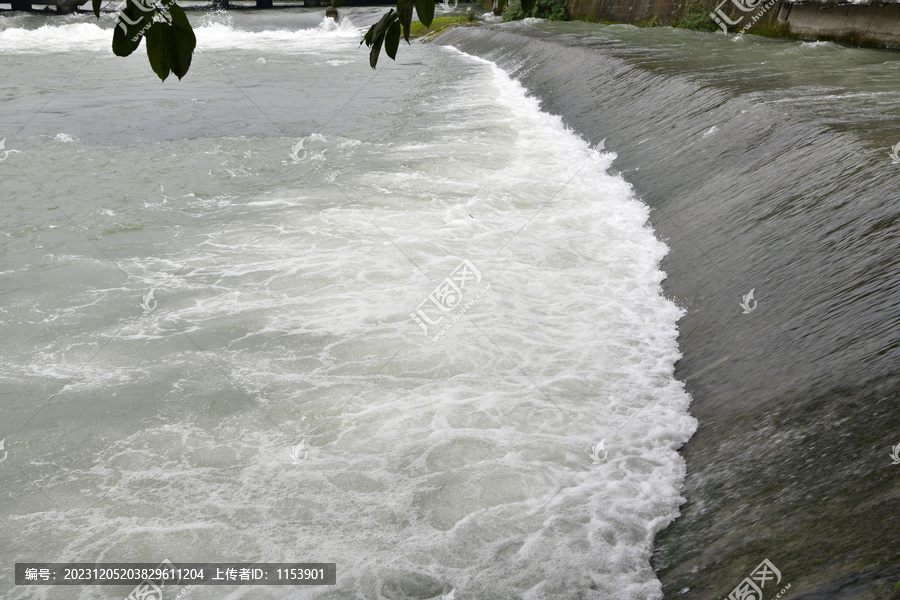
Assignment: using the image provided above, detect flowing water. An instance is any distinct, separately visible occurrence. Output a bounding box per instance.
[1,9,698,600]
[437,21,900,599]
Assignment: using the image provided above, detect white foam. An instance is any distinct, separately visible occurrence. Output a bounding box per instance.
[0,26,695,600]
[0,17,361,53]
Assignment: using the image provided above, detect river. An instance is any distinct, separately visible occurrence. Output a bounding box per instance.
[1,8,699,600]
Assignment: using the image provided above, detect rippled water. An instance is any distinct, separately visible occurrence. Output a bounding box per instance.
[0,10,696,599]
[438,21,900,599]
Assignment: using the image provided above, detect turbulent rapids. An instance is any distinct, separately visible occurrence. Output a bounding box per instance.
[1,9,696,600]
[438,21,900,599]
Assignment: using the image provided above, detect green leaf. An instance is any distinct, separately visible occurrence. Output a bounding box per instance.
[397,0,413,43]
[368,28,385,69]
[414,0,434,28]
[145,22,170,81]
[168,17,195,79]
[361,9,393,47]
[112,2,155,57]
[167,3,195,48]
[384,19,401,60]
[92,0,101,19]
[361,9,398,69]
[143,10,193,82]
[520,0,536,14]
[166,3,196,78]
[373,9,396,42]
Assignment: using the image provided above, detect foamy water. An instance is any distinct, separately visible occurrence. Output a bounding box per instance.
[0,9,695,599]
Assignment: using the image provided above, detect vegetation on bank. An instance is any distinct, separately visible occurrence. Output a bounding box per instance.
[672,1,718,31]
[409,14,475,39]
[503,0,568,22]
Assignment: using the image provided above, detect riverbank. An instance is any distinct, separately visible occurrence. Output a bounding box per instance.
[564,0,900,49]
[409,14,475,39]
[435,23,900,600]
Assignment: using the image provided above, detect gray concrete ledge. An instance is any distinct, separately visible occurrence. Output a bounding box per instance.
[783,3,900,46]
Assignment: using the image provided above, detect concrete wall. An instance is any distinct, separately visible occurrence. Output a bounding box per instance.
[567,0,900,48]
[783,3,900,46]
[567,0,786,32]
[567,0,687,25]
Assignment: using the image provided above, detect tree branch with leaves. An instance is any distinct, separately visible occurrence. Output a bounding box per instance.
[95,0,196,80]
[93,0,534,80]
